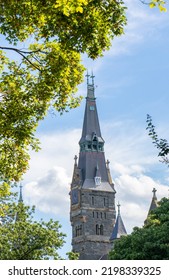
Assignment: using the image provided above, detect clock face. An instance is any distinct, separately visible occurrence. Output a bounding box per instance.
[72,189,79,205]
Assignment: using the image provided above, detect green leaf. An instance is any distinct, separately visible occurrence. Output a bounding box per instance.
[159,5,167,12]
[149,2,156,8]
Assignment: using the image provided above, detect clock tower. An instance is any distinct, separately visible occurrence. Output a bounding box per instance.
[70,74,116,260]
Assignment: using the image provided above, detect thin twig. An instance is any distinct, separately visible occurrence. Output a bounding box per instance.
[0,46,47,71]
[139,0,149,5]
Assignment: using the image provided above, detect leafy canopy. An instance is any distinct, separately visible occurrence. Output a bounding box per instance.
[109,198,169,260]
[0,192,72,260]
[0,0,127,190]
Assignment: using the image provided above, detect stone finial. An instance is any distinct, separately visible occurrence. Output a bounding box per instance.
[74,155,78,166]
[106,159,110,169]
[117,202,121,215]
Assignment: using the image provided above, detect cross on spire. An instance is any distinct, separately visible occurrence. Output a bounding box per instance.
[85,71,95,86]
[152,187,157,199]
[91,71,95,86]
[85,72,90,85]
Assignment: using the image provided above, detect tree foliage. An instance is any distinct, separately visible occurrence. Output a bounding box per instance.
[146,114,169,166]
[140,0,167,12]
[109,198,169,260]
[0,0,127,190]
[0,194,67,260]
[0,182,10,216]
[150,0,167,11]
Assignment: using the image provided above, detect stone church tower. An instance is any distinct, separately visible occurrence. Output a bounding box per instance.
[70,75,116,259]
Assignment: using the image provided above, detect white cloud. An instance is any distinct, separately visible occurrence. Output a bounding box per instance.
[23,129,81,217]
[24,166,71,216]
[24,129,81,182]
[112,160,168,233]
[103,119,159,168]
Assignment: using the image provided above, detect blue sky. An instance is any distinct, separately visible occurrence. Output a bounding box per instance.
[2,0,169,258]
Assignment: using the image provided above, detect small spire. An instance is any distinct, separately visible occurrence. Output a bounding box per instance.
[146,188,158,219]
[110,202,127,241]
[18,184,23,203]
[15,184,24,222]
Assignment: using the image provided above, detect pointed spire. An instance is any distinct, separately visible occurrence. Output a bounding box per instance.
[110,202,127,241]
[80,73,102,142]
[15,184,24,222]
[78,74,115,192]
[18,184,23,203]
[71,155,81,187]
[148,188,158,216]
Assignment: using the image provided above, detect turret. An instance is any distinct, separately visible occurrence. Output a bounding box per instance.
[110,202,127,242]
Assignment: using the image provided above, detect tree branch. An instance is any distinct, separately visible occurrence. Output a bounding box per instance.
[0,46,47,71]
[146,114,169,166]
[139,0,149,5]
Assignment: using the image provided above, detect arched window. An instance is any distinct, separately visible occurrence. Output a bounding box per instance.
[100,225,103,235]
[79,225,82,235]
[75,225,82,237]
[92,133,98,151]
[96,224,99,235]
[96,224,104,235]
